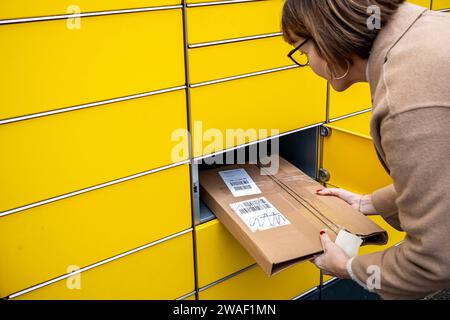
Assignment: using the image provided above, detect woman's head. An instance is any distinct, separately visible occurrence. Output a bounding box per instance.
[282,0,405,91]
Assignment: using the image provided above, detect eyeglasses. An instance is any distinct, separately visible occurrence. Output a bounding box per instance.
[287,39,310,67]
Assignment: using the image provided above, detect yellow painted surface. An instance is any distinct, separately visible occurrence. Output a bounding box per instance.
[0,165,191,297]
[324,112,389,194]
[432,0,450,9]
[408,0,431,8]
[198,261,319,300]
[327,110,372,138]
[0,90,188,213]
[12,232,195,300]
[323,274,334,284]
[0,1,181,20]
[329,82,372,120]
[196,219,255,288]
[187,0,284,44]
[190,67,327,157]
[187,0,224,3]
[189,36,294,83]
[0,9,184,120]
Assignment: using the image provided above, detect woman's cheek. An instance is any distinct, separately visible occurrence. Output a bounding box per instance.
[309,58,331,81]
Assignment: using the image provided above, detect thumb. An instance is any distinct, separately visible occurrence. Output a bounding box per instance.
[319,230,333,251]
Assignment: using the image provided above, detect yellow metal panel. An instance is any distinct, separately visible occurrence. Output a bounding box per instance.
[0,1,181,20]
[198,261,319,300]
[408,0,431,8]
[12,232,194,300]
[329,83,372,120]
[189,36,294,83]
[0,90,188,213]
[187,0,284,44]
[0,9,184,120]
[433,0,450,9]
[186,0,220,3]
[327,110,372,138]
[323,113,389,194]
[0,164,191,297]
[196,219,255,288]
[190,68,327,158]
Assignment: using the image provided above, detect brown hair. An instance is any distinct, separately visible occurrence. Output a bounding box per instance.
[282,0,405,76]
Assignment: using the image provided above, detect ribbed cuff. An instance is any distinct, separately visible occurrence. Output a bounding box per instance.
[346,257,375,292]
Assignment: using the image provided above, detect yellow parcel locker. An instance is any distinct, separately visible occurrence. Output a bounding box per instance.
[12,232,195,300]
[0,90,188,213]
[322,112,391,194]
[328,82,372,120]
[0,1,181,20]
[198,261,319,300]
[0,9,184,120]
[189,35,294,83]
[187,0,284,44]
[408,0,431,8]
[433,0,450,9]
[190,67,327,158]
[196,219,255,288]
[0,164,191,297]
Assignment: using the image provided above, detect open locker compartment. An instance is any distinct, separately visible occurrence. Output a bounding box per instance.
[194,126,320,225]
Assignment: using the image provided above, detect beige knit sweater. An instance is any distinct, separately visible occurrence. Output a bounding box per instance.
[347,3,450,299]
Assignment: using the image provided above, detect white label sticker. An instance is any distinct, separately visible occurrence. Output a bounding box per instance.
[218,168,262,197]
[229,197,291,232]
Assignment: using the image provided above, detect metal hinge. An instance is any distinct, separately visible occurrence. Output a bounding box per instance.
[318,168,330,183]
[320,126,331,137]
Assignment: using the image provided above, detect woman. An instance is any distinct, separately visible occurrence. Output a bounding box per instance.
[281,0,450,299]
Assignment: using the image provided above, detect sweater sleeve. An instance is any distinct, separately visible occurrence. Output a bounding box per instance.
[349,107,450,299]
[371,184,403,231]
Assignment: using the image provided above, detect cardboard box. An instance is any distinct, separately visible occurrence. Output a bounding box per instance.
[199,157,388,276]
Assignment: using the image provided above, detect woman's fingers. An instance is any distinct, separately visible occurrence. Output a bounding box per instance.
[316,187,350,199]
[316,187,361,208]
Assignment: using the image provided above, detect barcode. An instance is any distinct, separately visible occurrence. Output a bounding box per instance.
[238,199,271,214]
[230,179,251,191]
[230,179,249,186]
[234,185,252,191]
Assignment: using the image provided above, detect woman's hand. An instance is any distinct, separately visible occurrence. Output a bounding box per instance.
[313,230,350,279]
[316,187,378,215]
